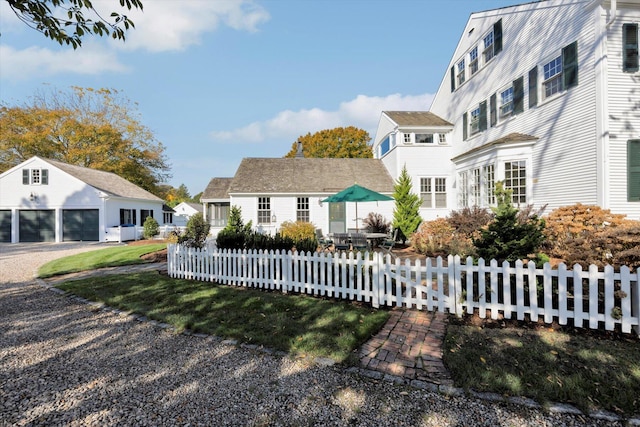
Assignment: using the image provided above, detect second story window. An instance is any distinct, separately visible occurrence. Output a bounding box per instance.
[623,23,639,72]
[483,31,495,63]
[457,59,466,85]
[500,86,514,118]
[416,134,433,144]
[469,46,479,75]
[439,133,447,144]
[543,56,563,99]
[470,106,481,135]
[541,41,578,101]
[404,133,411,143]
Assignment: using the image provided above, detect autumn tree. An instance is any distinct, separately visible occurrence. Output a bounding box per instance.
[284,127,373,158]
[5,0,143,49]
[392,166,422,244]
[0,86,170,194]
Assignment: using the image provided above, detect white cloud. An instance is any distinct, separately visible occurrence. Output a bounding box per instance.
[209,92,435,143]
[0,44,128,81]
[107,0,271,52]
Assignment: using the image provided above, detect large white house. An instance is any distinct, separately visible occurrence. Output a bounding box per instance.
[373,0,640,220]
[0,156,168,243]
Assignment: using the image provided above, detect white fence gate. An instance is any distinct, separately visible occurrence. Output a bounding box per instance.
[167,244,640,336]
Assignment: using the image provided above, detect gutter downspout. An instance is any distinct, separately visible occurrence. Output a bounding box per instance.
[606,0,617,27]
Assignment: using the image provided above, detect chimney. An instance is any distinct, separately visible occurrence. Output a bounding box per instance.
[295,141,304,158]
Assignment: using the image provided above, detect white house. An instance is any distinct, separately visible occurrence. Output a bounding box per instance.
[201,158,396,236]
[373,0,640,220]
[172,202,203,227]
[0,156,167,243]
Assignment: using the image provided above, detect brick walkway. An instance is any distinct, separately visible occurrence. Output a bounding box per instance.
[359,309,453,385]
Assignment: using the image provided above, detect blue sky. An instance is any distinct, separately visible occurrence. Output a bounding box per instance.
[1,0,518,196]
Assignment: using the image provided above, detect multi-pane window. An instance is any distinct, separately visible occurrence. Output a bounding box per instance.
[434,178,447,208]
[439,133,447,144]
[459,172,469,208]
[257,197,271,224]
[471,168,481,206]
[416,133,433,144]
[504,161,527,204]
[483,164,495,206]
[22,168,49,185]
[470,107,481,135]
[483,31,495,63]
[543,56,563,99]
[163,212,173,224]
[457,59,466,85]
[469,46,479,75]
[404,133,411,143]
[296,197,310,222]
[500,86,514,118]
[420,178,447,208]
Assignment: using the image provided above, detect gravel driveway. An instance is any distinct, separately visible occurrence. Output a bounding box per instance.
[0,243,624,426]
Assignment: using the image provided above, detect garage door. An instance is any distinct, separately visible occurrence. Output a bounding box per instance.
[0,210,11,243]
[63,209,99,241]
[19,210,55,242]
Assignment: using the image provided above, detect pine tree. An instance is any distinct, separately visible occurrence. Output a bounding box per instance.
[392,166,423,244]
[473,182,545,262]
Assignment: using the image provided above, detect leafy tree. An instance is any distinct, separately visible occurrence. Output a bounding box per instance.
[392,165,422,244]
[178,213,210,248]
[0,86,170,194]
[284,127,373,158]
[160,184,191,207]
[142,216,159,239]
[473,182,546,263]
[5,0,143,49]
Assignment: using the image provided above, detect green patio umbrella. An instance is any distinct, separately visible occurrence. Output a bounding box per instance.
[322,184,394,231]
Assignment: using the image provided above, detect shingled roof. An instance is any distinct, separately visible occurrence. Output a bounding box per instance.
[452,133,538,161]
[44,158,162,202]
[384,111,453,127]
[229,158,395,194]
[201,177,233,200]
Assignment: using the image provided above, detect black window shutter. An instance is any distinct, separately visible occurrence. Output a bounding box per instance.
[513,76,524,114]
[490,93,497,127]
[623,24,639,72]
[479,101,488,132]
[120,209,125,225]
[41,169,49,185]
[494,19,503,55]
[451,66,456,92]
[22,169,29,185]
[528,67,538,108]
[463,112,468,140]
[133,210,137,225]
[629,140,640,201]
[562,41,578,89]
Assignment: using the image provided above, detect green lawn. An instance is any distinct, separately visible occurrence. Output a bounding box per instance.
[56,272,390,362]
[443,321,640,416]
[38,243,166,278]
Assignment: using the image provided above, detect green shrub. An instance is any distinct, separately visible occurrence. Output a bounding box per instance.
[178,213,210,248]
[294,238,318,254]
[224,206,253,234]
[142,216,159,239]
[215,229,246,250]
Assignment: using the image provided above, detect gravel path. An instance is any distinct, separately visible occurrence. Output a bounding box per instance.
[0,243,626,426]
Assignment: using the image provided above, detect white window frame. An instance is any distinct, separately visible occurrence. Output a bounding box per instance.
[420,177,447,208]
[483,164,496,206]
[457,59,466,85]
[470,106,481,135]
[296,197,310,222]
[257,197,271,224]
[438,133,447,144]
[434,178,447,208]
[469,46,479,76]
[542,55,563,100]
[483,30,495,63]
[459,171,469,208]
[403,133,411,143]
[471,168,481,206]
[420,178,432,208]
[416,133,434,144]
[504,160,527,204]
[499,85,514,119]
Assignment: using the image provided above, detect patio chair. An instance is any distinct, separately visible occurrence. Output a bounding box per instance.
[333,233,351,251]
[350,233,369,251]
[379,229,397,258]
[316,229,333,251]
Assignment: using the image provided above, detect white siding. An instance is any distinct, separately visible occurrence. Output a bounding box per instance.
[606,6,640,219]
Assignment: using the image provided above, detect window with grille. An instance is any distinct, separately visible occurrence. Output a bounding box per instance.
[420,178,447,208]
[404,133,411,143]
[257,197,271,224]
[483,164,495,206]
[504,161,527,204]
[500,86,514,118]
[469,46,479,75]
[459,172,469,208]
[434,178,447,208]
[457,59,466,85]
[296,197,310,222]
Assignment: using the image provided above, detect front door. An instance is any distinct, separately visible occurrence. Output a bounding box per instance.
[328,202,346,234]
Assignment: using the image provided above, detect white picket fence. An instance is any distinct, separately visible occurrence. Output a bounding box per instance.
[167,244,640,336]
